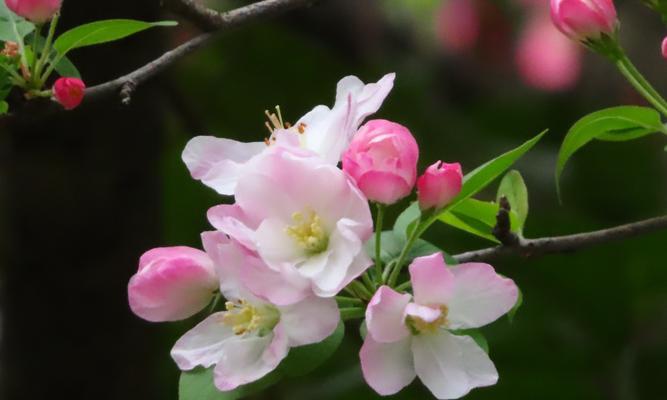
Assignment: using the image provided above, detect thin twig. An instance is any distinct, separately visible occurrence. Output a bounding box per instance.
[453,215,667,263]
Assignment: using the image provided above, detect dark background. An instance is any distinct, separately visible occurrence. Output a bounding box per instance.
[1,0,666,399]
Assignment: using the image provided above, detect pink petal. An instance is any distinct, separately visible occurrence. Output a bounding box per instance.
[356,170,412,205]
[360,334,415,396]
[170,312,235,370]
[408,253,454,306]
[404,303,443,323]
[412,332,497,399]
[207,204,258,251]
[447,263,519,330]
[181,136,265,195]
[213,323,289,391]
[278,297,340,346]
[366,286,411,343]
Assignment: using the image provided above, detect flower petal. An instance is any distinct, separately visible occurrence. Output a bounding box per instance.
[278,297,340,346]
[360,334,415,396]
[182,136,265,195]
[447,263,519,329]
[170,312,235,370]
[207,204,258,251]
[366,286,411,343]
[213,323,289,391]
[412,331,497,399]
[409,253,454,306]
[404,303,443,323]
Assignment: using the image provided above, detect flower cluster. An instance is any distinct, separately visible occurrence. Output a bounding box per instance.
[128,74,519,399]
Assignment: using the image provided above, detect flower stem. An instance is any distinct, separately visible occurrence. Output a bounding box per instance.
[35,13,59,86]
[336,296,364,307]
[387,222,421,287]
[30,24,42,84]
[615,50,667,117]
[373,203,385,285]
[340,307,365,321]
[395,280,411,292]
[348,280,373,300]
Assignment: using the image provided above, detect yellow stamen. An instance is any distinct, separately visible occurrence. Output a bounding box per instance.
[221,300,279,336]
[285,209,329,254]
[406,305,449,334]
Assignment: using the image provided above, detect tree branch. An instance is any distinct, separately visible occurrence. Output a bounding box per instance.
[453,215,667,263]
[86,0,318,103]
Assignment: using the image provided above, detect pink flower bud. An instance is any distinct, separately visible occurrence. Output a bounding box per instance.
[516,14,581,91]
[662,36,667,60]
[549,0,617,41]
[417,161,463,211]
[128,247,218,322]
[52,77,85,110]
[5,0,61,23]
[342,119,419,205]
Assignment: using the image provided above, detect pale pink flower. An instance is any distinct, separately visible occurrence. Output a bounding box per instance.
[516,13,581,91]
[207,147,373,300]
[53,77,86,110]
[360,253,518,399]
[171,232,339,391]
[550,0,617,41]
[182,73,395,195]
[435,0,480,53]
[417,161,462,211]
[128,246,218,322]
[342,119,419,205]
[5,0,61,23]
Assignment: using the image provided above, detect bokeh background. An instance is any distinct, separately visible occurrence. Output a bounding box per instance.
[1,0,666,399]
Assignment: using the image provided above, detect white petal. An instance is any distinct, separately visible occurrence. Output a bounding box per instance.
[360,334,415,396]
[213,324,289,391]
[409,253,454,306]
[182,136,265,195]
[412,332,498,399]
[278,297,340,346]
[170,312,235,370]
[366,286,411,343]
[256,217,306,266]
[447,263,519,330]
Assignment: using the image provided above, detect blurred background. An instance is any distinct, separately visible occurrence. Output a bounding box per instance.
[1,0,666,399]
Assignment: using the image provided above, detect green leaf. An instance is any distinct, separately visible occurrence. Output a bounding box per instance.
[179,366,280,400]
[0,3,35,42]
[451,329,489,354]
[507,286,523,323]
[278,321,345,377]
[54,55,80,78]
[393,202,420,240]
[366,230,444,265]
[438,198,520,243]
[0,100,7,114]
[496,170,529,234]
[556,106,664,195]
[53,19,177,55]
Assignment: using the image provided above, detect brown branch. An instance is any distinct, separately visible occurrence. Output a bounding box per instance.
[86,0,318,103]
[453,215,667,264]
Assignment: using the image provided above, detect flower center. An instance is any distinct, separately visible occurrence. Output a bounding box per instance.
[285,209,329,255]
[221,300,279,336]
[406,305,449,335]
[263,105,308,146]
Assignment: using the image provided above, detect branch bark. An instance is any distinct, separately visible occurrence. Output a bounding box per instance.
[86,0,318,103]
[453,215,667,263]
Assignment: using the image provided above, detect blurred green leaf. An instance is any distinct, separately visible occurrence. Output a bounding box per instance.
[54,55,80,78]
[278,322,345,377]
[53,19,177,55]
[496,170,529,234]
[507,286,523,323]
[179,366,280,400]
[366,230,444,265]
[0,100,7,114]
[451,329,489,354]
[556,106,664,195]
[0,2,35,42]
[393,202,420,240]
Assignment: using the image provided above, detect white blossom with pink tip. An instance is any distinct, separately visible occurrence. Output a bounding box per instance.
[207,147,373,301]
[182,73,395,195]
[171,231,339,392]
[360,253,518,399]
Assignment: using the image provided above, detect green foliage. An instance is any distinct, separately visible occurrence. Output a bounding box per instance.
[556,106,665,195]
[393,202,420,240]
[497,170,529,235]
[366,230,446,265]
[179,323,345,400]
[53,19,177,56]
[0,2,35,42]
[450,329,489,354]
[439,198,520,243]
[507,286,523,323]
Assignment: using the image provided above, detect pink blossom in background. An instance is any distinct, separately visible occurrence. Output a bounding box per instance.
[435,0,480,53]
[182,73,395,195]
[360,253,518,399]
[52,77,86,110]
[662,36,667,60]
[171,231,339,391]
[5,0,61,23]
[128,246,218,322]
[516,14,581,91]
[207,147,373,299]
[550,0,617,41]
[417,161,462,211]
[342,119,419,205]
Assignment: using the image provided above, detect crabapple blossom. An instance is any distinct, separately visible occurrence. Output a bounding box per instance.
[416,161,463,211]
[360,253,518,399]
[662,36,667,60]
[342,119,419,205]
[171,231,339,391]
[181,73,395,195]
[53,77,86,110]
[207,147,373,300]
[550,0,617,41]
[128,246,218,322]
[5,0,61,23]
